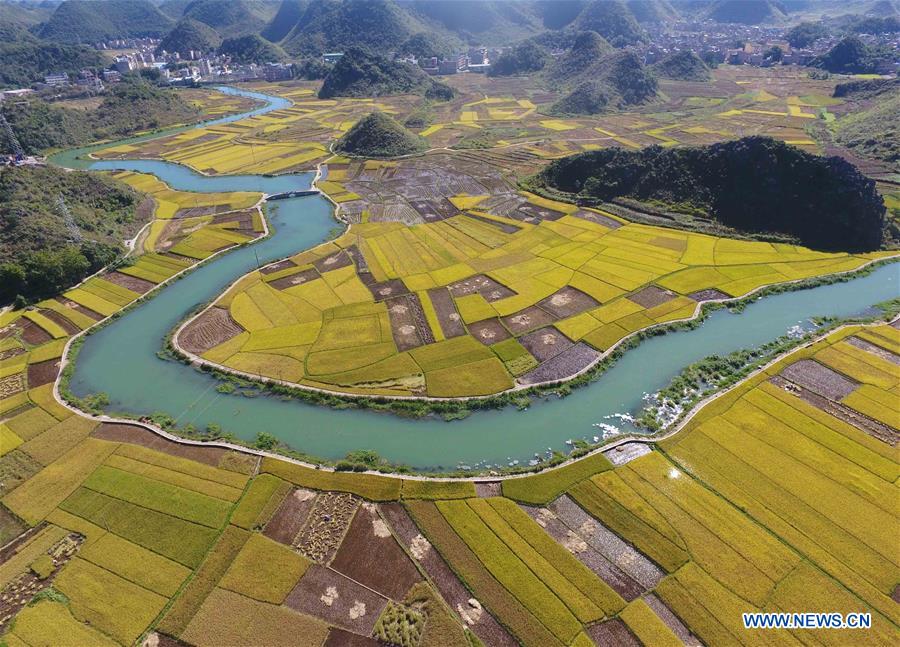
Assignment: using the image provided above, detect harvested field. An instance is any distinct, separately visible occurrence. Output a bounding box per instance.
[537,287,599,319]
[0,374,24,400]
[19,321,51,346]
[448,275,515,302]
[847,336,900,365]
[269,267,321,290]
[386,294,433,352]
[475,482,502,498]
[366,278,410,302]
[37,309,80,335]
[409,198,458,221]
[586,618,641,647]
[515,203,565,221]
[103,271,155,294]
[263,487,317,545]
[323,628,381,647]
[179,307,244,355]
[519,343,599,385]
[627,285,677,308]
[780,359,859,400]
[294,492,360,563]
[603,442,652,466]
[26,359,60,388]
[572,210,621,228]
[687,288,729,302]
[467,318,511,346]
[330,503,422,600]
[91,422,237,468]
[642,593,701,646]
[522,505,645,601]
[548,495,665,591]
[260,259,297,275]
[379,503,517,647]
[502,306,556,335]
[426,288,465,338]
[314,250,353,274]
[284,564,389,635]
[518,327,572,363]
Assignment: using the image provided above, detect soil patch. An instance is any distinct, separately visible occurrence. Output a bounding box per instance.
[261,259,297,275]
[522,505,644,601]
[323,628,381,647]
[627,285,677,309]
[643,593,702,646]
[688,288,729,302]
[294,492,360,564]
[103,271,156,294]
[466,213,521,234]
[91,422,234,467]
[379,503,516,647]
[409,198,458,222]
[345,245,370,275]
[846,336,900,365]
[19,321,51,346]
[270,267,321,290]
[366,279,410,303]
[586,618,641,647]
[448,275,515,302]
[467,318,511,346]
[26,359,61,388]
[263,488,317,546]
[514,203,565,222]
[474,482,501,498]
[502,306,556,335]
[426,288,465,338]
[518,326,572,363]
[314,251,353,275]
[0,348,25,362]
[0,374,25,400]
[285,564,389,635]
[179,307,244,355]
[520,343,599,385]
[538,287,599,319]
[386,294,433,352]
[780,359,858,400]
[548,496,664,590]
[53,297,102,321]
[603,443,651,466]
[330,504,422,600]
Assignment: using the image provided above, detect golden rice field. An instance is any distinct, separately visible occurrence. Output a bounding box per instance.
[182,188,890,398]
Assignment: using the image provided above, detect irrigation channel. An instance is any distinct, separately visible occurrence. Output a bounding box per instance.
[50,87,900,472]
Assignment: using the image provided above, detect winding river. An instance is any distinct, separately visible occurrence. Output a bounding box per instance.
[51,87,900,472]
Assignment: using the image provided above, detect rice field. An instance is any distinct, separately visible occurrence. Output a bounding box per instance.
[186,189,884,397]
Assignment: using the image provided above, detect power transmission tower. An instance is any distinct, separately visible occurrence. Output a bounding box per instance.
[0,111,24,161]
[57,195,83,243]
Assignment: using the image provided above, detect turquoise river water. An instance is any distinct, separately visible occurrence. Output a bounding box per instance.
[52,87,900,471]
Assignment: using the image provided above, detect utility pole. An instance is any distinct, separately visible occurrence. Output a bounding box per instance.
[0,111,24,162]
[57,195,83,243]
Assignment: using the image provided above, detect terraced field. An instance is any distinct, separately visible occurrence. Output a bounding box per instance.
[180,190,888,397]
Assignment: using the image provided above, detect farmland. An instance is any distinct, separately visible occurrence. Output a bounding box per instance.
[0,29,898,647]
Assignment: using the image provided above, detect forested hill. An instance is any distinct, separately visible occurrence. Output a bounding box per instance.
[534,137,886,252]
[318,47,452,100]
[38,0,174,43]
[0,25,105,89]
[3,82,201,155]
[0,166,145,305]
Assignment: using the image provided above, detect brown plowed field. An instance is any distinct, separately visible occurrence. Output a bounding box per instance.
[38,309,80,335]
[379,503,517,647]
[519,327,572,363]
[780,359,859,400]
[323,628,381,647]
[330,504,422,600]
[260,259,297,275]
[426,288,465,338]
[587,618,641,646]
[502,306,557,336]
[519,342,600,385]
[284,564,388,636]
[26,359,61,388]
[53,297,103,321]
[467,318,511,346]
[19,321,51,346]
[314,250,353,274]
[179,307,244,355]
[103,271,156,294]
[448,275,515,302]
[538,286,599,319]
[627,285,677,309]
[91,422,234,467]
[270,267,321,290]
[263,488,317,545]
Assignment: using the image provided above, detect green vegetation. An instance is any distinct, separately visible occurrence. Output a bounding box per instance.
[548,81,611,116]
[38,0,173,43]
[652,50,710,82]
[261,0,307,43]
[319,46,439,99]
[536,136,887,252]
[230,473,290,530]
[489,41,550,77]
[219,34,285,64]
[548,49,657,112]
[833,90,899,165]
[262,456,402,500]
[156,18,222,56]
[4,80,201,154]
[0,26,105,88]
[814,36,896,74]
[335,111,428,158]
[706,0,783,25]
[786,21,828,48]
[181,0,276,38]
[374,601,425,647]
[0,165,143,305]
[574,0,645,47]
[398,31,455,60]
[544,30,612,86]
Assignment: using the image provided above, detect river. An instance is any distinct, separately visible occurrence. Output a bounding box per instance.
[52,87,900,472]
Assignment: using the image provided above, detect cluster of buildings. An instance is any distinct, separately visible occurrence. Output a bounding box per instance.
[639,20,899,73]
